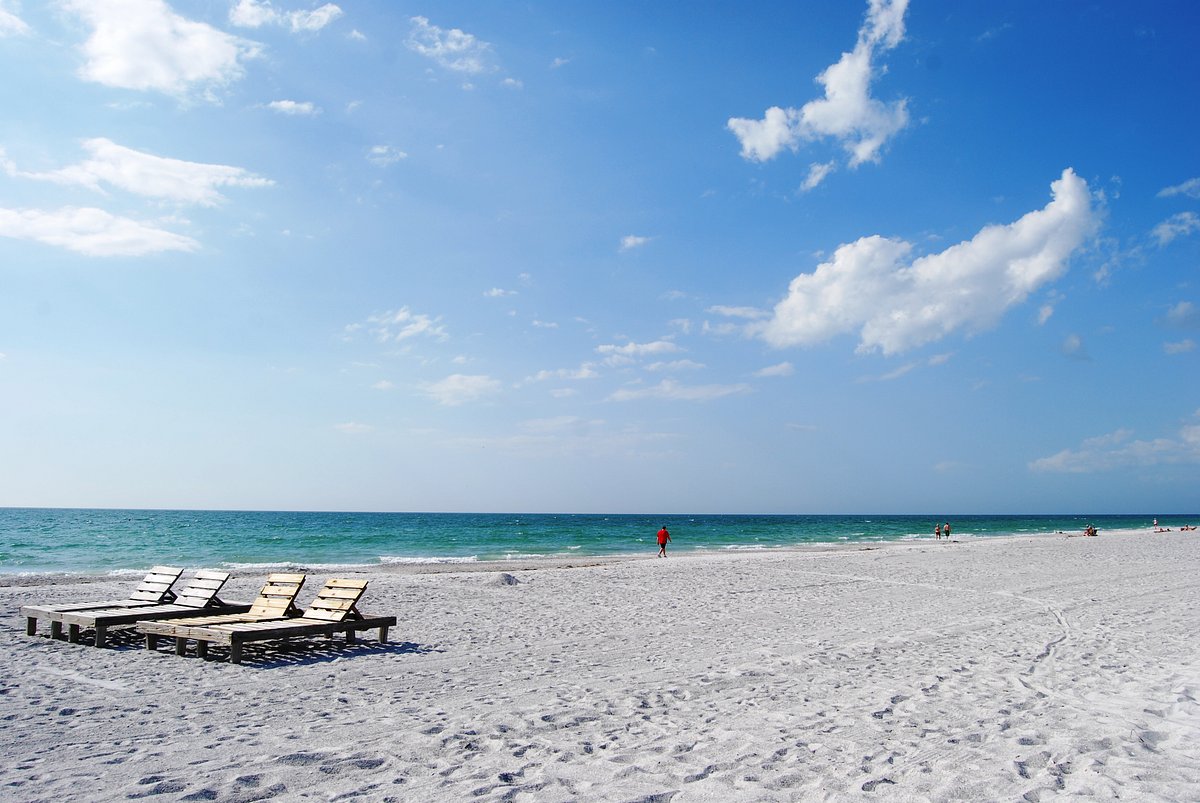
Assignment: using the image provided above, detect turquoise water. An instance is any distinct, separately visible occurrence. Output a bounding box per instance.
[0,508,1190,575]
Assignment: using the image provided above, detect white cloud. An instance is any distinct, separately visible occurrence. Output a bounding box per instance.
[1037,304,1054,325]
[361,307,448,343]
[708,305,768,319]
[421,374,501,406]
[367,145,407,166]
[753,169,1098,355]
[407,16,493,74]
[1166,301,1200,329]
[728,0,909,169]
[527,364,598,382]
[1030,420,1200,473]
[266,99,319,115]
[1061,333,1088,360]
[0,3,29,36]
[531,320,558,329]
[620,234,652,251]
[334,422,373,434]
[596,340,680,366]
[646,359,705,372]
[230,1,342,33]
[1157,177,1200,199]
[1164,339,1196,355]
[754,361,795,378]
[502,77,523,89]
[0,206,198,256]
[609,379,751,402]
[2,138,273,206]
[372,380,394,390]
[66,0,260,97]
[1152,211,1200,246]
[484,287,517,297]
[801,161,836,191]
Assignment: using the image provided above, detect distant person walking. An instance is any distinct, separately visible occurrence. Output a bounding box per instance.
[656,525,671,557]
[943,522,952,540]
[935,523,942,540]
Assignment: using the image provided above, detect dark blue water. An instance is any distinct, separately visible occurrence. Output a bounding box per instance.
[0,508,1188,575]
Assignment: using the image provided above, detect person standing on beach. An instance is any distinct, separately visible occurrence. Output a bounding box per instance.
[656,525,671,557]
[935,523,942,540]
[944,522,952,540]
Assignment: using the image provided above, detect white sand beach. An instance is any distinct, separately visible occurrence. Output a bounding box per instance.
[2,530,1199,801]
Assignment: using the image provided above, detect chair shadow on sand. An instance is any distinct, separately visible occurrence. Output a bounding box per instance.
[100,628,440,667]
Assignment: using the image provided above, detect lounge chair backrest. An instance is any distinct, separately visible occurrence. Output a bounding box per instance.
[246,573,306,618]
[301,579,368,623]
[173,570,233,609]
[128,566,185,603]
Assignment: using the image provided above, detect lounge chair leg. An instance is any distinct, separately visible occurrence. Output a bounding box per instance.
[93,624,107,648]
[51,621,63,640]
[175,638,187,656]
[69,624,80,643]
[197,641,208,660]
[146,634,158,651]
[345,629,356,644]
[26,617,36,636]
[379,626,389,644]
[229,642,243,664]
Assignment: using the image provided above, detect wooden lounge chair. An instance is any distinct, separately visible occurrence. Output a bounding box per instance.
[138,572,307,653]
[143,578,395,664]
[22,569,244,647]
[21,566,184,621]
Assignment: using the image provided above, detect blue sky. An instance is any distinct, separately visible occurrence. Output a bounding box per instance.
[1,0,1197,514]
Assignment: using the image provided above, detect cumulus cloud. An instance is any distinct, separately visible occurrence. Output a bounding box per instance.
[1152,211,1200,246]
[3,139,272,206]
[421,374,501,406]
[367,145,407,166]
[266,99,319,115]
[1165,301,1200,329]
[406,16,493,74]
[1030,417,1200,473]
[358,307,448,343]
[728,0,909,170]
[609,379,751,402]
[65,0,260,97]
[752,169,1098,355]
[619,234,652,252]
[0,206,198,256]
[646,359,705,372]
[230,1,343,33]
[1157,177,1200,199]
[526,364,598,383]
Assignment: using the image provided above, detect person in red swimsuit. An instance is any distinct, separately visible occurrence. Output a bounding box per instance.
[656,526,671,557]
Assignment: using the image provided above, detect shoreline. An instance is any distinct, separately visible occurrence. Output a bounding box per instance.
[0,525,1167,584]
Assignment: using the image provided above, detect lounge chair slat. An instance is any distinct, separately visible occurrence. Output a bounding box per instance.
[324,579,368,589]
[318,587,366,600]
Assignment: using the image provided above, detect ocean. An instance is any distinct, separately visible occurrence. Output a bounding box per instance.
[0,508,1187,576]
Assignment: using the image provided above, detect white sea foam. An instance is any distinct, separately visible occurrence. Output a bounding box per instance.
[378,555,479,565]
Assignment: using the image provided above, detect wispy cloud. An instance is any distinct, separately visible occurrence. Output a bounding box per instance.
[609,379,751,402]
[1164,339,1196,355]
[1,139,272,206]
[334,421,373,435]
[1152,211,1200,246]
[65,0,261,98]
[420,374,501,406]
[0,206,198,256]
[752,169,1098,355]
[753,361,794,378]
[596,340,680,366]
[619,234,652,252]
[1157,177,1200,199]
[346,307,448,343]
[484,287,517,297]
[0,3,29,36]
[1030,417,1200,473]
[728,0,909,172]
